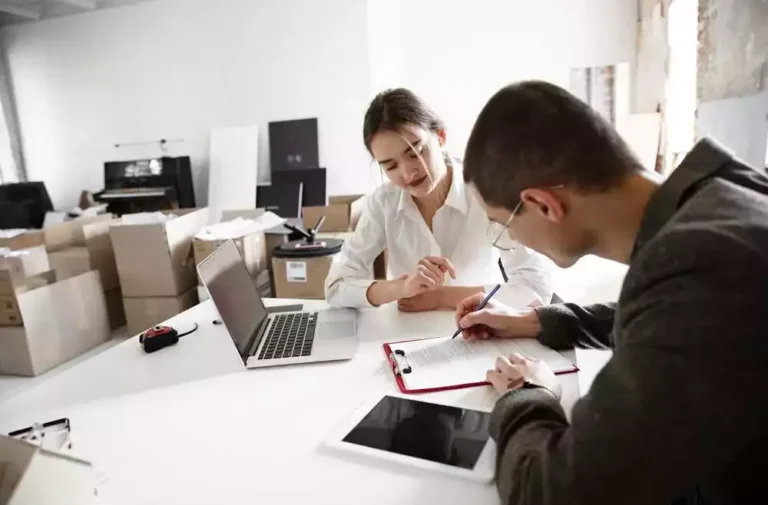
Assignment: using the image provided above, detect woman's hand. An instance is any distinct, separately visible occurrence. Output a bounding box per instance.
[399,256,456,299]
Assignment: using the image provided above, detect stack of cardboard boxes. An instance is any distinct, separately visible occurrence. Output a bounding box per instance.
[0,247,110,377]
[0,230,44,251]
[110,209,209,336]
[44,215,125,330]
[193,210,274,302]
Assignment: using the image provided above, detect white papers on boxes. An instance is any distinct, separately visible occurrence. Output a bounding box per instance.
[194,213,286,241]
[118,212,176,226]
[192,213,282,278]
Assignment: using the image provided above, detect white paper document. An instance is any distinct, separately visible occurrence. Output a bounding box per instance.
[390,336,575,392]
[194,212,286,240]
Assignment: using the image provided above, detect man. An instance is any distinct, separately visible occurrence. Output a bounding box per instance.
[456,81,768,505]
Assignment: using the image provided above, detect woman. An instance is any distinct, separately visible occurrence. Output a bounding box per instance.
[325,88,553,311]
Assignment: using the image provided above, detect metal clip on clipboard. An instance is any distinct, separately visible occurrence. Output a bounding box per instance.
[389,349,412,375]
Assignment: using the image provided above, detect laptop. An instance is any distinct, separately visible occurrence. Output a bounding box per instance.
[198,240,359,368]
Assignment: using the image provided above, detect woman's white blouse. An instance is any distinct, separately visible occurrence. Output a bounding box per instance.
[325,170,554,308]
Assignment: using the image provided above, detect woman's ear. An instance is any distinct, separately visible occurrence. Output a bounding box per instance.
[520,188,565,223]
[435,128,447,147]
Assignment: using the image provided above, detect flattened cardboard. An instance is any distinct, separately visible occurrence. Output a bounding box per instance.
[123,288,199,336]
[0,271,110,376]
[110,208,209,297]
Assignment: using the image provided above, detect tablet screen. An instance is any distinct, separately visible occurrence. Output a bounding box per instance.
[342,395,491,470]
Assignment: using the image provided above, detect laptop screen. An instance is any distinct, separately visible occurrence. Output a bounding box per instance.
[197,240,268,358]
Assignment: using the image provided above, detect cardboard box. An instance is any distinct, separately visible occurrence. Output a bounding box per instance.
[1,271,55,326]
[302,194,365,232]
[255,269,272,298]
[104,287,126,330]
[0,271,110,376]
[265,233,288,266]
[43,214,114,253]
[214,208,290,275]
[193,233,266,278]
[0,230,44,250]
[110,208,209,297]
[0,246,50,282]
[0,435,97,505]
[272,254,336,300]
[47,247,90,282]
[81,219,120,290]
[47,218,120,290]
[123,288,199,336]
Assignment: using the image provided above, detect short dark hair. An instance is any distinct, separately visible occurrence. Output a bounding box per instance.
[363,88,446,154]
[463,81,643,210]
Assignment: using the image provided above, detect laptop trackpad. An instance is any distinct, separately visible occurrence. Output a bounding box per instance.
[320,320,355,338]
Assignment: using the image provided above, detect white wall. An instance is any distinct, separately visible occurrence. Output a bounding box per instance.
[2,0,638,209]
[1,0,374,209]
[367,0,638,157]
[697,92,768,170]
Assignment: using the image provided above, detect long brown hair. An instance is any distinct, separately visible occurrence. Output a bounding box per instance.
[363,88,446,154]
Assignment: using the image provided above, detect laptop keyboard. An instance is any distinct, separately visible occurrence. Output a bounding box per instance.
[257,312,318,360]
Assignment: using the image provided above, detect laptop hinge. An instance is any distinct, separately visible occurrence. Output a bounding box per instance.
[243,318,269,362]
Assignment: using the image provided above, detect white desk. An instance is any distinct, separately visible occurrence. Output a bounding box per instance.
[0,300,611,505]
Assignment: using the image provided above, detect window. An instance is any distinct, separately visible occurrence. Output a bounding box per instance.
[570,65,617,125]
[663,0,698,172]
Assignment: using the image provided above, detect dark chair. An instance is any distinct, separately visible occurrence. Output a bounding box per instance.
[0,182,54,229]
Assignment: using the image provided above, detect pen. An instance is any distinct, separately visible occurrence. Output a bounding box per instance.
[451,283,502,339]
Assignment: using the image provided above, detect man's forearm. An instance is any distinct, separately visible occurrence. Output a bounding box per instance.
[534,302,616,350]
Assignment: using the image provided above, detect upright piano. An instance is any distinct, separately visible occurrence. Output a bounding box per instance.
[95,156,196,216]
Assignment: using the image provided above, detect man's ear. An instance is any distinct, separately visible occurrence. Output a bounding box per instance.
[520,188,565,223]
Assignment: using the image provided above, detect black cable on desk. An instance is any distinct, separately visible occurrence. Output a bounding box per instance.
[177,323,199,338]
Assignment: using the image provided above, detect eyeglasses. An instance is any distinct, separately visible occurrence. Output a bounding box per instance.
[486,185,565,251]
[486,200,523,251]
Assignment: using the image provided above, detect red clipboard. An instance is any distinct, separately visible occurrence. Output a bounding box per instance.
[382,338,579,395]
